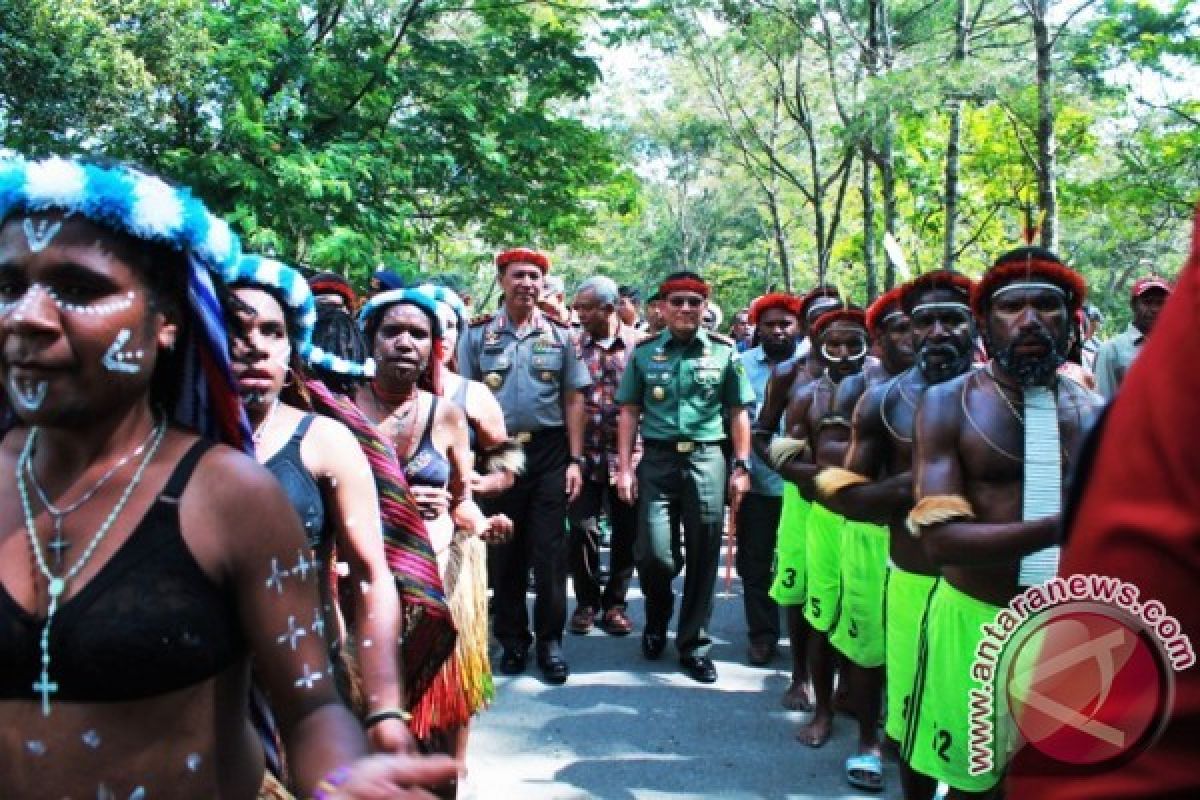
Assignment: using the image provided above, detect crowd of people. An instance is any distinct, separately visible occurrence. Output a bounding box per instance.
[0,153,1191,800]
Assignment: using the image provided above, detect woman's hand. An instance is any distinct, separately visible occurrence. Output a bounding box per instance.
[326,753,462,799]
[367,717,419,755]
[479,513,514,544]
[409,485,452,520]
[468,469,515,497]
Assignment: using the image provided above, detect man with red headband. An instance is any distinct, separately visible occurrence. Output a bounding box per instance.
[1094,272,1172,399]
[818,271,976,798]
[770,306,872,753]
[615,271,755,684]
[906,248,1103,796]
[308,270,358,311]
[458,247,591,685]
[751,285,843,711]
[736,292,802,666]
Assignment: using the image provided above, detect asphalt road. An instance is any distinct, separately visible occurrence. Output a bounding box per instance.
[465,570,905,800]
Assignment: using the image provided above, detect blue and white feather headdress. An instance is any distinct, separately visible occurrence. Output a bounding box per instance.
[225,254,375,378]
[414,283,467,328]
[358,287,445,339]
[0,155,252,450]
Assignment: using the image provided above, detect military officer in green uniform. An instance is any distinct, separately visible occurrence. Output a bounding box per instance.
[615,271,756,683]
[458,247,591,685]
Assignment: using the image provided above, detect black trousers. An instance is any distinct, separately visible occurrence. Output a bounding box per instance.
[735,492,784,646]
[484,429,568,651]
[568,474,637,612]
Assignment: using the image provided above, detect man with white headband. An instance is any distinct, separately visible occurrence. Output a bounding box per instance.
[904,248,1103,795]
[816,271,976,798]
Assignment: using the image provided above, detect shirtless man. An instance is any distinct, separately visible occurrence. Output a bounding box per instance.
[769,308,871,751]
[818,271,975,799]
[805,286,915,791]
[752,286,842,710]
[906,249,1103,797]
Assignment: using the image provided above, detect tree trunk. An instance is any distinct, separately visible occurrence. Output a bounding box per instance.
[765,184,793,292]
[943,0,970,270]
[862,153,878,301]
[1033,0,1058,251]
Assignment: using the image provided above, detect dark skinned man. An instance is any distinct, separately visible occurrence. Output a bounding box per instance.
[736,293,802,666]
[818,271,976,800]
[616,271,755,684]
[770,308,871,753]
[802,286,916,792]
[905,248,1103,797]
[1094,273,1172,399]
[752,286,843,710]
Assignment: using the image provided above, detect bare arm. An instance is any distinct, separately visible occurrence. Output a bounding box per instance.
[823,383,912,523]
[309,418,409,753]
[913,382,1058,567]
[616,405,640,504]
[441,401,509,541]
[751,359,800,463]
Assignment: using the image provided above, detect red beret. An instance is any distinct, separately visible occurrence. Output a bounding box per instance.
[496,248,550,274]
[971,250,1086,318]
[1131,275,1172,298]
[308,271,357,308]
[865,286,908,332]
[748,292,802,325]
[900,270,974,313]
[810,308,868,340]
[659,276,710,298]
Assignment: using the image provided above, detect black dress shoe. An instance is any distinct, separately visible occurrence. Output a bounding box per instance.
[680,655,718,683]
[499,646,528,675]
[536,642,570,685]
[642,631,666,660]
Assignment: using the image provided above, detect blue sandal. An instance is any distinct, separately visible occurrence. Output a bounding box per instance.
[845,753,884,792]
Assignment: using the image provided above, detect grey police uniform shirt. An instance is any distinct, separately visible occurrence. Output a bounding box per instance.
[458,307,592,434]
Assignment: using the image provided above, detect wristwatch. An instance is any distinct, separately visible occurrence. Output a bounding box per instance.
[731,458,751,474]
[570,455,588,469]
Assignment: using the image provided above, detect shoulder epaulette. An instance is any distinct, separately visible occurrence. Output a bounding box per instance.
[634,332,661,348]
[545,314,570,328]
[707,331,736,347]
[468,313,495,327]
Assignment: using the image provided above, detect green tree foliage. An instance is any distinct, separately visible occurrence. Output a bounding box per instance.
[0,0,636,287]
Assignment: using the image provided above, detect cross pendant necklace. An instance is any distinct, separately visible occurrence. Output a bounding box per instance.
[47,519,71,571]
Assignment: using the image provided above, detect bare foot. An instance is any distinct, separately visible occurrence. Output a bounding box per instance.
[780,680,815,712]
[796,710,833,748]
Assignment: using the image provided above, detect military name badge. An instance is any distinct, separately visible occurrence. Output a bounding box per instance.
[485,372,504,390]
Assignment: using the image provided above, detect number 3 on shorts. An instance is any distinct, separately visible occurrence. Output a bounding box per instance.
[781,568,796,589]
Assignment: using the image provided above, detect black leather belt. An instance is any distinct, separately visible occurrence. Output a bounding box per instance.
[643,439,721,454]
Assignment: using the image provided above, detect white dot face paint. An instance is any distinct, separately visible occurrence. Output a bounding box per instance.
[9,376,48,412]
[277,615,307,651]
[186,753,202,772]
[82,729,102,749]
[101,328,144,375]
[25,739,46,756]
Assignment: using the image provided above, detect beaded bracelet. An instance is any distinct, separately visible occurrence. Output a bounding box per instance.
[363,707,413,729]
[312,765,351,800]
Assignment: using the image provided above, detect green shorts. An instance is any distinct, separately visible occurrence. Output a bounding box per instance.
[829,521,889,667]
[883,566,938,743]
[906,580,1007,793]
[768,483,810,607]
[802,502,842,632]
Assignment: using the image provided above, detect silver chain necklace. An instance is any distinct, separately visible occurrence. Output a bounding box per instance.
[252,397,281,444]
[24,422,160,571]
[17,419,168,716]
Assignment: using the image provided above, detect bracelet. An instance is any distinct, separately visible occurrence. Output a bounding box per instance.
[312,765,351,800]
[363,707,413,728]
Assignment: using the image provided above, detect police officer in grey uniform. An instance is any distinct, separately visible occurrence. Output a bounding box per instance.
[458,248,590,684]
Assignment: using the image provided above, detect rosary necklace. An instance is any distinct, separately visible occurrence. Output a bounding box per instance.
[252,397,281,444]
[24,421,160,571]
[17,418,168,715]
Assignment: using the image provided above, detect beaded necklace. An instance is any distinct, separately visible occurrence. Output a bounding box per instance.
[17,419,168,715]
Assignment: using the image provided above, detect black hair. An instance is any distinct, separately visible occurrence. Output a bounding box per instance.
[618,285,641,303]
[311,305,371,395]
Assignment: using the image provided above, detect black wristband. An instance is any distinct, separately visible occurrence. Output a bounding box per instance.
[363,708,412,728]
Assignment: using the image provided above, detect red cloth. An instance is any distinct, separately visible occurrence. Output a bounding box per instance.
[1007,210,1200,797]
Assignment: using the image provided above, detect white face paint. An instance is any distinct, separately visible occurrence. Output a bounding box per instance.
[21,218,64,253]
[9,375,48,412]
[0,284,135,319]
[101,328,145,374]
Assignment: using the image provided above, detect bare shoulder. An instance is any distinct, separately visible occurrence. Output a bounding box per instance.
[918,370,971,426]
[468,312,495,328]
[436,395,468,427]
[305,412,359,450]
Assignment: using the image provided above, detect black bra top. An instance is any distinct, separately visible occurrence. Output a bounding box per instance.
[0,439,247,703]
[405,398,452,490]
[265,415,327,550]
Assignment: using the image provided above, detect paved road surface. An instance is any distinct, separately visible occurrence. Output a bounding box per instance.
[464,571,905,800]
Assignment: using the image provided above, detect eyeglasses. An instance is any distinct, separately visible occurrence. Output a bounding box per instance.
[667,296,705,309]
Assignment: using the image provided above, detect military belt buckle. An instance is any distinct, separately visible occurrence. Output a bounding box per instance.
[676,441,695,453]
[515,431,533,445]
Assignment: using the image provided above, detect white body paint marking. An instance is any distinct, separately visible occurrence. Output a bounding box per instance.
[22,218,64,253]
[277,615,307,651]
[101,329,144,374]
[295,663,323,689]
[10,377,48,412]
